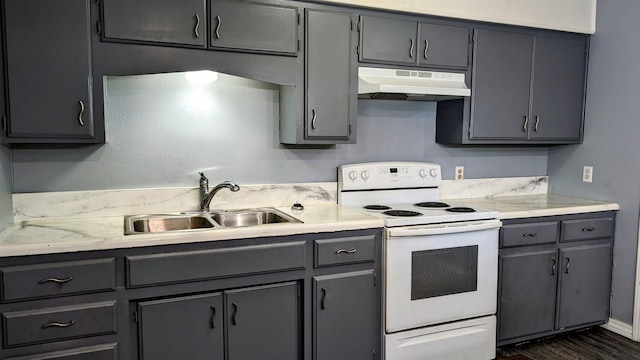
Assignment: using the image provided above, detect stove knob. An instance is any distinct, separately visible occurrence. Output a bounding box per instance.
[429,168,439,178]
[361,170,370,180]
[419,169,428,178]
[348,171,358,181]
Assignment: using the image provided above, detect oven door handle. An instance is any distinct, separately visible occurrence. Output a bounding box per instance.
[386,219,502,237]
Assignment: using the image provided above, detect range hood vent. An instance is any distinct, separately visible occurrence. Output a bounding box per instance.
[358,67,471,101]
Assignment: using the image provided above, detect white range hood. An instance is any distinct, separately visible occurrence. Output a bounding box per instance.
[358,67,471,101]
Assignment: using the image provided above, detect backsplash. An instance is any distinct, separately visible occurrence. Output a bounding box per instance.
[12,177,547,221]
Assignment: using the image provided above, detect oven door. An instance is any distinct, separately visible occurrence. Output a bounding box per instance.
[385,219,500,333]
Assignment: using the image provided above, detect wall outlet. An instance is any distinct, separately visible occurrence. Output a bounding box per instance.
[455,166,464,180]
[583,166,593,183]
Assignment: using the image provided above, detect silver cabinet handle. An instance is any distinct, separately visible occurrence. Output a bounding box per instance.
[39,276,73,284]
[522,233,539,237]
[78,101,85,126]
[210,306,216,329]
[215,16,221,39]
[423,39,429,60]
[565,257,571,274]
[582,227,596,232]
[231,302,238,325]
[551,257,557,276]
[534,115,540,132]
[311,109,317,130]
[522,115,528,132]
[42,320,75,329]
[336,248,357,254]
[194,14,200,38]
[409,38,414,59]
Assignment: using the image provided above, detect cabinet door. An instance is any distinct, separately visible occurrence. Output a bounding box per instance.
[137,293,223,360]
[226,282,300,360]
[471,29,533,140]
[305,10,353,140]
[557,243,612,329]
[418,23,470,68]
[529,36,587,141]
[498,249,557,343]
[359,16,417,65]
[102,0,206,47]
[209,0,297,55]
[4,0,94,139]
[314,270,376,360]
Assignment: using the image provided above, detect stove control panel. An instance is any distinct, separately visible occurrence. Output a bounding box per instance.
[338,162,442,191]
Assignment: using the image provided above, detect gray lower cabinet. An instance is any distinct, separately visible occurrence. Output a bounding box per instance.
[137,293,224,360]
[0,228,382,359]
[209,0,298,55]
[226,282,300,360]
[314,270,376,360]
[280,8,356,144]
[2,0,97,142]
[102,0,206,47]
[358,15,469,70]
[436,28,588,145]
[497,212,615,346]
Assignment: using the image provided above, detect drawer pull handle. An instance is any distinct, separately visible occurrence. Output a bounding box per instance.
[194,14,200,38]
[336,248,357,254]
[551,257,557,276]
[565,257,571,274]
[321,287,327,310]
[534,115,540,132]
[582,227,596,232]
[311,109,317,130]
[231,302,238,325]
[522,115,528,132]
[210,305,216,329]
[39,276,73,284]
[215,15,221,39]
[423,39,429,60]
[522,232,539,237]
[42,320,75,329]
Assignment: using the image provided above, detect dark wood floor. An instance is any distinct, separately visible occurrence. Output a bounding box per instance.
[496,327,640,359]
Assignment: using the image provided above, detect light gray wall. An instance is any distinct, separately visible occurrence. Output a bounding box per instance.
[548,0,639,324]
[11,72,548,193]
[0,144,12,230]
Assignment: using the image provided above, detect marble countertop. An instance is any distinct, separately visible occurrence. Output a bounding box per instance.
[445,194,619,219]
[0,204,383,258]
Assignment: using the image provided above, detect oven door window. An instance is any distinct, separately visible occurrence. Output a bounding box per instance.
[411,245,478,300]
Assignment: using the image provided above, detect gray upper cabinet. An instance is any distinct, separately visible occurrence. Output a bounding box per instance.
[102,0,206,47]
[209,0,298,55]
[437,28,588,145]
[529,36,587,141]
[305,9,353,141]
[3,0,96,141]
[471,29,533,140]
[314,270,376,360]
[137,293,224,360]
[417,23,470,69]
[359,16,416,65]
[359,16,470,69]
[225,282,300,360]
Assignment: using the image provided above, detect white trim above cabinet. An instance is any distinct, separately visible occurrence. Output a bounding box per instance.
[315,0,597,34]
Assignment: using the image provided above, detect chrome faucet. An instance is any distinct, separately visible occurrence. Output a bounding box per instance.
[199,172,240,212]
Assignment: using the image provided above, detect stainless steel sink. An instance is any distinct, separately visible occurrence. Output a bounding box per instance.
[124,208,301,235]
[210,208,301,228]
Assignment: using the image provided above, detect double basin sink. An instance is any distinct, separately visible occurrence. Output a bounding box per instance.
[124,208,301,235]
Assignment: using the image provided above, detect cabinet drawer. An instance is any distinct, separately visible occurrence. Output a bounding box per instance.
[1,258,116,302]
[2,301,117,347]
[4,342,118,360]
[562,217,614,242]
[126,241,306,288]
[501,222,558,248]
[314,235,376,267]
